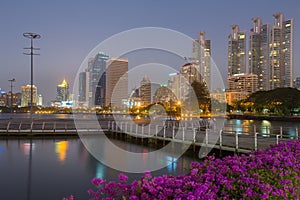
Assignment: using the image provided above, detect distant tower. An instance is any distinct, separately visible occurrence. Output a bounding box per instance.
[37,94,43,106]
[140,76,151,106]
[56,79,69,101]
[79,72,86,102]
[21,85,37,107]
[228,25,246,77]
[105,58,128,107]
[193,32,211,91]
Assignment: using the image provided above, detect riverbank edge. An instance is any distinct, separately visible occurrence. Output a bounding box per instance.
[227,114,300,122]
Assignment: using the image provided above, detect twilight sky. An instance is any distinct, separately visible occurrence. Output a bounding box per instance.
[0,0,299,105]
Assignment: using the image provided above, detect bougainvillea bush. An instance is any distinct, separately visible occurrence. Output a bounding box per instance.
[64,139,300,199]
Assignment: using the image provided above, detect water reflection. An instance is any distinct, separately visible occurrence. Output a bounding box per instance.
[261,120,271,137]
[166,156,177,172]
[55,141,68,163]
[96,163,105,179]
[0,146,4,155]
[23,142,35,156]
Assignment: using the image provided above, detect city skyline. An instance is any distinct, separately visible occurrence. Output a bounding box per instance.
[0,1,299,104]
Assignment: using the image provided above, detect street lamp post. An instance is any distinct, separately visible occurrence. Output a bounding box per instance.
[8,78,15,117]
[23,33,41,120]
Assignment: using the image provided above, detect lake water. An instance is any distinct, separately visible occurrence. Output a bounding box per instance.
[1,114,300,199]
[0,138,198,200]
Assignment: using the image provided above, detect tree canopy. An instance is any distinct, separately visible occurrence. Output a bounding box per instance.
[236,87,300,116]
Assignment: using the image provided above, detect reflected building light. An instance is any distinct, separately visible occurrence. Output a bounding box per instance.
[55,141,68,163]
[23,143,35,156]
[166,156,177,172]
[142,149,148,160]
[0,146,4,154]
[288,127,296,139]
[261,120,271,137]
[96,163,105,179]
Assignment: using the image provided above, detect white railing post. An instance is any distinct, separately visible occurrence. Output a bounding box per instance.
[235,131,239,152]
[172,126,175,139]
[276,134,279,145]
[219,130,222,148]
[135,124,138,136]
[148,124,151,136]
[163,125,166,138]
[254,132,258,151]
[182,127,185,141]
[205,129,209,146]
[280,126,283,139]
[156,125,158,137]
[193,128,196,143]
[296,127,299,140]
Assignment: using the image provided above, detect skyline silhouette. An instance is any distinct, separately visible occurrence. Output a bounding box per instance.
[0,0,299,104]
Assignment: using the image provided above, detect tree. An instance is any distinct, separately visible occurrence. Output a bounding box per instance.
[191,80,211,112]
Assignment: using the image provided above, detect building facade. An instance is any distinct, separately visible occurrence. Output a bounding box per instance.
[21,85,37,107]
[294,77,300,89]
[105,58,128,107]
[226,73,258,105]
[270,13,293,89]
[37,94,43,106]
[249,18,270,91]
[193,32,211,91]
[140,76,151,106]
[88,52,109,107]
[227,73,258,94]
[56,79,69,102]
[228,25,246,77]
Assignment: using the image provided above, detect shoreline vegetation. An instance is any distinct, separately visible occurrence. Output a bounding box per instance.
[63,139,300,200]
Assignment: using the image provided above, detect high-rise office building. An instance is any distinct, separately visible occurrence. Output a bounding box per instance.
[56,79,69,101]
[21,85,37,107]
[37,94,43,106]
[249,18,271,91]
[88,52,109,107]
[270,13,293,89]
[105,58,128,107]
[140,76,151,106]
[193,32,211,91]
[228,25,246,77]
[78,71,87,102]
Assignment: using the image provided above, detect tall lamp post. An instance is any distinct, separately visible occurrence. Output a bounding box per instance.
[8,78,15,117]
[23,33,41,120]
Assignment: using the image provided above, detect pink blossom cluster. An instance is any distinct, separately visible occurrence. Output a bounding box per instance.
[64,139,300,199]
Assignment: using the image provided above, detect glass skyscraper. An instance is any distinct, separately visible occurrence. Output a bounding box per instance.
[192,32,211,91]
[88,52,109,107]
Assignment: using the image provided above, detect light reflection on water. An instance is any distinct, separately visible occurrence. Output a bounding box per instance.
[222,119,300,139]
[0,138,198,200]
[55,141,68,163]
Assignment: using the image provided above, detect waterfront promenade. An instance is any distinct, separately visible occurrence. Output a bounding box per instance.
[0,116,298,153]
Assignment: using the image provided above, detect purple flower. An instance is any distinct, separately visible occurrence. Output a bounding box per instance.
[118,173,128,182]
